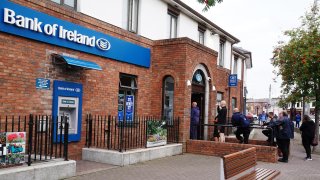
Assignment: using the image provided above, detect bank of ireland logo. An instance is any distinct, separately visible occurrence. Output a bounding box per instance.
[96,38,111,51]
[75,88,81,93]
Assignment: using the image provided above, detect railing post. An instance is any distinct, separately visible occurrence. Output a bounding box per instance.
[119,120,123,152]
[176,117,180,143]
[27,114,33,166]
[63,116,69,161]
[107,115,111,149]
[88,114,92,148]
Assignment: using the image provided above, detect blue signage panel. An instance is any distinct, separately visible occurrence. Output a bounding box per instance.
[229,74,238,87]
[52,80,83,142]
[0,0,151,67]
[36,78,50,90]
[125,95,134,122]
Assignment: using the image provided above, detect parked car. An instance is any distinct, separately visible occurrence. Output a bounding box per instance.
[253,114,258,120]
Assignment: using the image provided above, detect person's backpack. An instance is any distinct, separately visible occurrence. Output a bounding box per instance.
[241,114,250,127]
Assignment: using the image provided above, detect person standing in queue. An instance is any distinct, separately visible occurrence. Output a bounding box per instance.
[231,108,250,144]
[275,111,292,163]
[295,113,301,128]
[190,102,200,140]
[262,112,277,145]
[299,115,315,161]
[214,100,227,142]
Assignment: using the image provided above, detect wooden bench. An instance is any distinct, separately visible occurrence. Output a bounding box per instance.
[221,147,280,180]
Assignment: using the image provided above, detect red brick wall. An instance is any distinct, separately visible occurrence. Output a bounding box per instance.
[186,140,277,163]
[0,0,246,159]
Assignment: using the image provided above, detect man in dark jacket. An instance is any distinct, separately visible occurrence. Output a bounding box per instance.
[232,108,250,144]
[300,115,315,160]
[214,100,227,142]
[262,112,277,144]
[275,111,292,163]
[190,102,200,139]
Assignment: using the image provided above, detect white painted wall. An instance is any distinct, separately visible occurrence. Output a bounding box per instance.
[178,13,198,42]
[78,0,127,29]
[78,0,236,68]
[139,0,168,39]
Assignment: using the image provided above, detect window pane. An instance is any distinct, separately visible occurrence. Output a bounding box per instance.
[217,92,223,102]
[51,0,61,3]
[233,58,238,74]
[163,77,174,123]
[199,31,204,44]
[64,0,75,7]
[219,42,224,66]
[128,0,139,32]
[120,74,137,89]
[170,16,177,38]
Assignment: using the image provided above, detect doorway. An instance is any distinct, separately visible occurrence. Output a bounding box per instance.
[191,92,205,139]
[191,69,206,140]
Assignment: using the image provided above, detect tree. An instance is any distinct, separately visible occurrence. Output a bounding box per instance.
[272,2,320,145]
[197,0,223,11]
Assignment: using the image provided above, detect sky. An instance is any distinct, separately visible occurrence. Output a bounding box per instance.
[182,0,315,99]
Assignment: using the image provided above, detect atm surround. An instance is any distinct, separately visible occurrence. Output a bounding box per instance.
[52,80,83,142]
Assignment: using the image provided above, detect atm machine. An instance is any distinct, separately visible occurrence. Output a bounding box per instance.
[52,80,83,142]
[58,96,79,135]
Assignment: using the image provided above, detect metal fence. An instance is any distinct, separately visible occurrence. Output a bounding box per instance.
[0,114,69,167]
[193,123,275,146]
[85,115,180,152]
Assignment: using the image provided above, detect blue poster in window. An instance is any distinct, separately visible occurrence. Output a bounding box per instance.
[125,95,134,122]
[229,74,238,87]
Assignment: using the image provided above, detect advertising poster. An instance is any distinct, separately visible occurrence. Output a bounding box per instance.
[125,95,134,122]
[6,132,25,166]
[146,121,167,148]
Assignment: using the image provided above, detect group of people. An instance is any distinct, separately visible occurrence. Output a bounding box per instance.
[191,101,317,163]
[257,111,316,163]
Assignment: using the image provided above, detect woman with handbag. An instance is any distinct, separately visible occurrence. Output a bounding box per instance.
[299,115,315,161]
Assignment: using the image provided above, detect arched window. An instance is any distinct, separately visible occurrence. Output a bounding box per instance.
[192,69,205,86]
[162,76,174,123]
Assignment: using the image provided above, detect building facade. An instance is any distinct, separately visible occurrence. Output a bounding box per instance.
[0,0,252,158]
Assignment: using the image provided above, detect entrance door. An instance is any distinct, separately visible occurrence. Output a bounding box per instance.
[191,92,205,139]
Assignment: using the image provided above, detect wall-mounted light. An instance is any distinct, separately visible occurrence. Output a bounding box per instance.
[212,85,216,91]
[187,80,191,86]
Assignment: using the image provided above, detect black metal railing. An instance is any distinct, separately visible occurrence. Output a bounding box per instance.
[85,115,180,152]
[0,114,69,167]
[192,123,275,146]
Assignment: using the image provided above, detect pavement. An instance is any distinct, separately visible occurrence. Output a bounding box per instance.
[68,128,320,180]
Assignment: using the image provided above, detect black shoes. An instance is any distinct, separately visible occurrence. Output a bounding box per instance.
[278,158,288,163]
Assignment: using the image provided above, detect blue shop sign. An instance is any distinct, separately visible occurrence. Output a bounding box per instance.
[229,74,238,87]
[36,78,50,90]
[0,0,151,68]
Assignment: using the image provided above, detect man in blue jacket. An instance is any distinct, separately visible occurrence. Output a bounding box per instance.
[190,102,200,139]
[275,111,292,163]
[231,108,250,144]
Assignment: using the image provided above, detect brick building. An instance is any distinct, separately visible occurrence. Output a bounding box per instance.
[0,0,252,158]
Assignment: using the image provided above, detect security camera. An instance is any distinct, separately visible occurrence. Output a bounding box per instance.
[207,77,211,81]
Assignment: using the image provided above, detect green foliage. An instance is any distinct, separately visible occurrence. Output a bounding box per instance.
[272,4,320,103]
[197,0,223,11]
[272,3,320,142]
